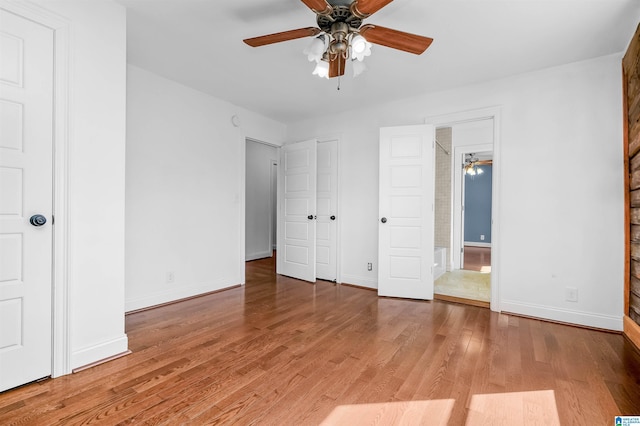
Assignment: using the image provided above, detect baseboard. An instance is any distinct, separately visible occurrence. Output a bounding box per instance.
[125,278,237,312]
[464,242,492,248]
[73,350,132,373]
[71,334,129,370]
[624,315,640,351]
[340,273,377,290]
[501,299,623,331]
[246,250,272,261]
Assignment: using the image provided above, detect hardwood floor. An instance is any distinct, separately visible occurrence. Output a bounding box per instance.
[1,255,640,424]
[463,246,491,272]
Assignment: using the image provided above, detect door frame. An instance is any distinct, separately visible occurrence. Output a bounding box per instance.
[0,0,72,377]
[426,106,502,312]
[269,159,278,251]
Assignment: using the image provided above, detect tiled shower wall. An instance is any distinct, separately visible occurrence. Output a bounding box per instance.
[435,128,452,258]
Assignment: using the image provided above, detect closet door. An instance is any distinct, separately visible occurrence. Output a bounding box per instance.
[316,140,338,281]
[276,139,317,282]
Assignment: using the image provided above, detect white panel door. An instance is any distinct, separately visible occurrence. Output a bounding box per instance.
[316,140,338,281]
[0,9,54,391]
[277,140,317,282]
[378,125,435,299]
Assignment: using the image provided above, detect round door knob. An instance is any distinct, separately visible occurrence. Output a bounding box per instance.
[380,217,387,224]
[330,215,336,220]
[307,215,314,220]
[30,214,47,227]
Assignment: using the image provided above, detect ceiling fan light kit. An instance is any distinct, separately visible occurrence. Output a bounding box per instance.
[243,0,433,80]
[464,153,492,176]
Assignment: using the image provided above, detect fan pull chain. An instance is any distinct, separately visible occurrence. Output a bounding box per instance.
[337,76,341,91]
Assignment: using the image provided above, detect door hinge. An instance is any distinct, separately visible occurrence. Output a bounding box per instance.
[52,215,55,225]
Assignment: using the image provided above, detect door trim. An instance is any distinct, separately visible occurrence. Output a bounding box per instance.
[0,1,72,377]
[425,106,502,312]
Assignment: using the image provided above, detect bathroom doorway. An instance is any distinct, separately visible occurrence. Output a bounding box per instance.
[433,119,495,306]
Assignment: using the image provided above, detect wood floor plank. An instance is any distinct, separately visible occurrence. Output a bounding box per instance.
[1,255,639,424]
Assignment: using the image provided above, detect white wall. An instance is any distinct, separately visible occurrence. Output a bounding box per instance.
[126,65,285,311]
[287,54,624,330]
[452,119,494,148]
[246,140,278,261]
[26,0,129,369]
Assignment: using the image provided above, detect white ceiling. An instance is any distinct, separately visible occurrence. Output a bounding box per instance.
[118,0,640,125]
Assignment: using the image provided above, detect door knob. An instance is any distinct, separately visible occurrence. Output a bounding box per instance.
[380,217,387,223]
[30,214,47,227]
[307,215,314,220]
[330,215,336,220]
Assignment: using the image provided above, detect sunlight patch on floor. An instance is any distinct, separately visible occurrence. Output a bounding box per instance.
[320,399,455,425]
[467,390,560,425]
[320,390,560,425]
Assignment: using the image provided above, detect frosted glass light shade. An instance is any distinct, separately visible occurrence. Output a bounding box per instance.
[312,61,329,78]
[352,59,367,77]
[304,35,328,62]
[351,34,372,61]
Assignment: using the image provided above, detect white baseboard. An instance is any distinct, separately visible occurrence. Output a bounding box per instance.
[464,242,492,248]
[125,277,237,312]
[340,273,377,289]
[501,299,623,331]
[71,334,129,370]
[246,250,272,261]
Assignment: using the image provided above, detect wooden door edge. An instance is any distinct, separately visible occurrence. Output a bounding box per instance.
[624,315,640,352]
[624,63,630,316]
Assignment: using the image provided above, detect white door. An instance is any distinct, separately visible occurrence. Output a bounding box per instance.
[378,125,435,299]
[276,140,317,282]
[316,140,338,281]
[0,9,54,391]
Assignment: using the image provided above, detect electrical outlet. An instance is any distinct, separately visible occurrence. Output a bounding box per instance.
[480,234,485,241]
[565,287,578,302]
[367,263,373,271]
[166,271,175,283]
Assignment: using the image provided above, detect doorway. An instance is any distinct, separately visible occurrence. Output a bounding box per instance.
[433,118,496,307]
[461,150,492,275]
[245,139,279,262]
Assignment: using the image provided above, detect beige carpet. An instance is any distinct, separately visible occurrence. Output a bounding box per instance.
[435,270,491,302]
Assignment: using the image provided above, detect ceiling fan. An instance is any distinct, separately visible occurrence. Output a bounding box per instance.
[464,153,492,176]
[243,0,433,78]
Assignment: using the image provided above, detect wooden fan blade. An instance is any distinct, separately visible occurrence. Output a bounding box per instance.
[329,55,346,78]
[244,27,321,47]
[300,0,333,15]
[352,0,393,17]
[359,24,433,55]
[475,160,493,166]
